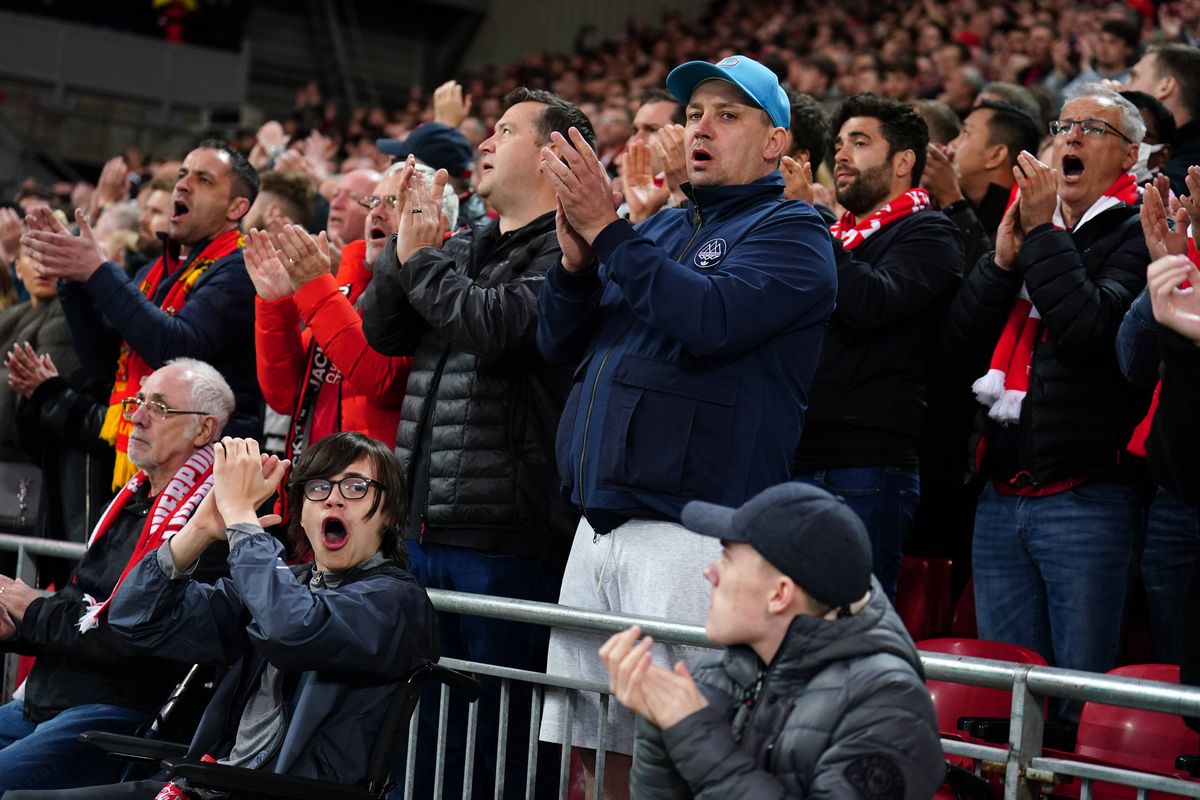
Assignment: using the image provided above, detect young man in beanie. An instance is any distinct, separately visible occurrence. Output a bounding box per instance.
[601,482,944,800]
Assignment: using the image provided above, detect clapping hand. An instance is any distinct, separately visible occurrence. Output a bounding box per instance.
[5,343,57,398]
[20,208,107,283]
[1141,177,1190,260]
[395,166,449,264]
[1147,254,1200,343]
[243,229,294,302]
[781,156,816,205]
[624,140,670,223]
[599,626,709,730]
[212,438,289,529]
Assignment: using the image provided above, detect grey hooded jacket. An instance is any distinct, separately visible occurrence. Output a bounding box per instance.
[631,582,944,799]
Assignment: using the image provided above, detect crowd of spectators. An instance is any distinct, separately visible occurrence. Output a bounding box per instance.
[0,0,1198,795]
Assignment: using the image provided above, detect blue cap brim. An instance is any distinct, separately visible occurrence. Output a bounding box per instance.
[667,62,753,110]
[681,500,747,542]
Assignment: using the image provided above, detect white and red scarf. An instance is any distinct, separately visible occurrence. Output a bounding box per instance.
[829,188,930,250]
[76,445,216,633]
[973,173,1139,424]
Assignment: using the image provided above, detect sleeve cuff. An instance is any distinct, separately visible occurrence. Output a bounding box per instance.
[227,522,269,549]
[82,261,130,303]
[546,260,601,299]
[156,541,196,580]
[591,219,639,264]
[292,272,342,315]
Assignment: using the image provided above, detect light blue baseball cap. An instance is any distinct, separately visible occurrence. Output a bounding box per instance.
[666,54,790,129]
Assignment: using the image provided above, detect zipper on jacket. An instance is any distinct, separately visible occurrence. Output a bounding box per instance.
[412,344,453,543]
[576,203,706,517]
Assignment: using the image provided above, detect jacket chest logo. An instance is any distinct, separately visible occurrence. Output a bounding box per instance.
[694,238,727,269]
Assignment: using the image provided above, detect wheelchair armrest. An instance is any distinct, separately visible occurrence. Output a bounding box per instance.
[428,663,480,702]
[956,716,1010,744]
[78,731,190,764]
[1176,754,1200,777]
[161,758,376,800]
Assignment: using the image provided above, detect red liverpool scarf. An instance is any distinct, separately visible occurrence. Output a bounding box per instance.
[829,188,930,249]
[76,445,215,632]
[973,174,1139,424]
[100,230,243,490]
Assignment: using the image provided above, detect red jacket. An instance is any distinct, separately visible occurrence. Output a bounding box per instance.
[256,240,410,448]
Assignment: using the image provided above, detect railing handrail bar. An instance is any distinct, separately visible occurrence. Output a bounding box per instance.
[7,533,1200,717]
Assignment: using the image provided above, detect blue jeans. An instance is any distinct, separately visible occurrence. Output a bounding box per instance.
[399,542,563,800]
[1139,487,1200,664]
[972,482,1141,676]
[0,700,147,794]
[794,466,920,602]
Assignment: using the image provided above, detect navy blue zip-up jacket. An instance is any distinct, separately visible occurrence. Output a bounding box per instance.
[537,173,837,523]
[58,236,263,440]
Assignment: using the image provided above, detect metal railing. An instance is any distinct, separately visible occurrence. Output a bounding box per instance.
[4,532,1200,800]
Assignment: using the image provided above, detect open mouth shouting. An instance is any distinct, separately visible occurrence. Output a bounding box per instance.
[690,146,714,169]
[321,516,350,551]
[1060,154,1085,185]
[170,196,191,225]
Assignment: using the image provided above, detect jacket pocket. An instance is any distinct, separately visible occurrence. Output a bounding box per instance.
[597,355,737,499]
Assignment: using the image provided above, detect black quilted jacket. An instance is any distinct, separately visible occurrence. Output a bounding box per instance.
[630,583,944,799]
[360,215,577,563]
[942,205,1152,484]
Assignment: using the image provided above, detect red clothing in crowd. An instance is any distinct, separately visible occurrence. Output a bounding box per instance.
[256,239,411,448]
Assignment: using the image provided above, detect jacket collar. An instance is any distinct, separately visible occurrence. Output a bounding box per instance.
[682,172,786,224]
[722,577,925,689]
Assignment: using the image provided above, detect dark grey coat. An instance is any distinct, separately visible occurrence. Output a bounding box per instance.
[631,583,944,799]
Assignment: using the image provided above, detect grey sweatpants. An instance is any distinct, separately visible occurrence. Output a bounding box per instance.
[539,517,720,755]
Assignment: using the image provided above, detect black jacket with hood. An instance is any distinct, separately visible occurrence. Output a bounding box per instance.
[630,581,944,799]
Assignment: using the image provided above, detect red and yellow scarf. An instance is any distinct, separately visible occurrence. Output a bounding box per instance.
[99,229,243,490]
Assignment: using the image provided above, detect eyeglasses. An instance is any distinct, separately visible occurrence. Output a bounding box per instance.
[356,195,400,211]
[121,396,209,423]
[1048,118,1134,144]
[302,476,380,502]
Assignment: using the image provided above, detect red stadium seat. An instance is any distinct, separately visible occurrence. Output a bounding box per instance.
[1066,665,1199,800]
[898,556,954,640]
[918,638,1048,737]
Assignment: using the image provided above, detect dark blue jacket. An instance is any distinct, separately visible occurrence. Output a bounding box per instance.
[110,532,437,783]
[537,174,837,521]
[58,236,263,440]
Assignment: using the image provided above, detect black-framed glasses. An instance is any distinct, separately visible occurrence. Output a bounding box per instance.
[1048,118,1134,144]
[356,194,400,211]
[121,396,209,423]
[303,476,380,502]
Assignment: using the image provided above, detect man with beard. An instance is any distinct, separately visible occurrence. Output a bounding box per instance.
[792,93,964,603]
[943,85,1151,688]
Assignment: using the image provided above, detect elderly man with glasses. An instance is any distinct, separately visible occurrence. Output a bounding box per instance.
[249,161,458,476]
[0,359,235,794]
[943,84,1152,699]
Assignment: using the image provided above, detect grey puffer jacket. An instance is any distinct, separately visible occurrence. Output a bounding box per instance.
[360,215,577,563]
[631,582,944,799]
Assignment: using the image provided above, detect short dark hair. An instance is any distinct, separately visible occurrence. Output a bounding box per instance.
[638,87,686,125]
[832,93,929,185]
[257,171,318,226]
[1148,44,1200,119]
[503,87,597,150]
[975,100,1041,168]
[1100,18,1139,53]
[195,138,259,207]
[788,91,831,164]
[912,98,960,147]
[285,431,410,569]
[1120,90,1177,144]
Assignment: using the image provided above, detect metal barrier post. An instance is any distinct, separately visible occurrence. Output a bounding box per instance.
[1004,667,1044,800]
